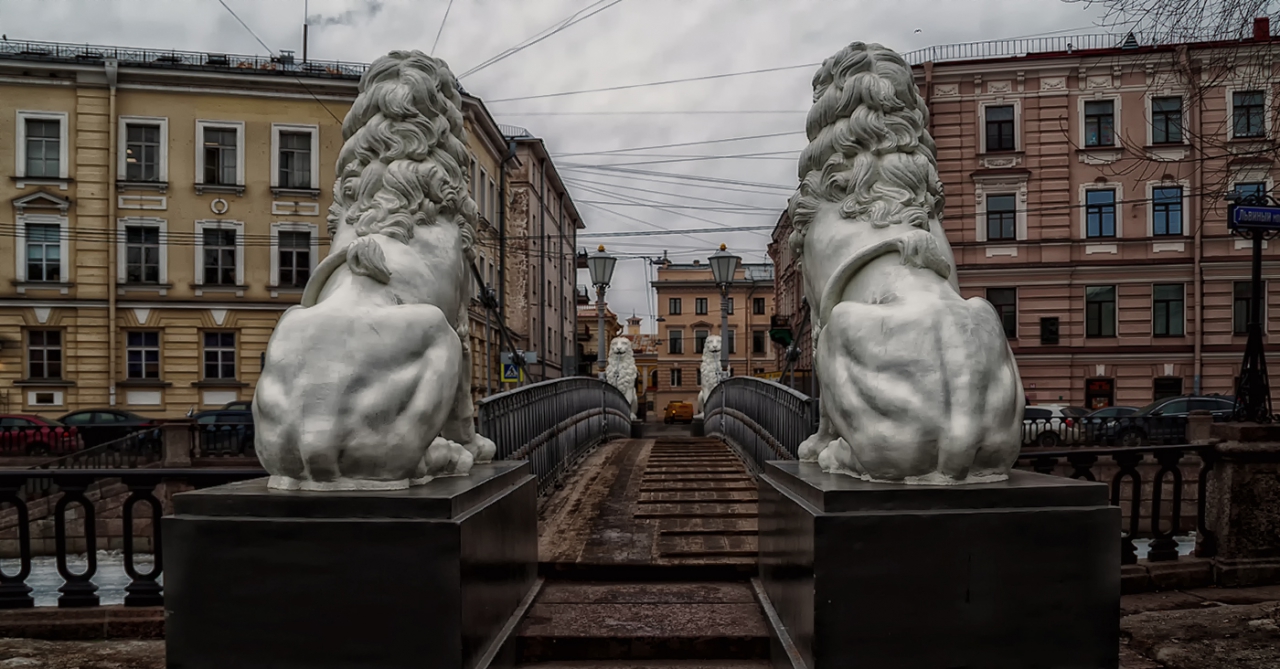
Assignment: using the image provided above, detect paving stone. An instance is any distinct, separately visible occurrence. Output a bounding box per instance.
[536,582,756,605]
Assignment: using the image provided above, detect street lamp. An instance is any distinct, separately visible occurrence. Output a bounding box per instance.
[587,244,617,376]
[709,243,741,379]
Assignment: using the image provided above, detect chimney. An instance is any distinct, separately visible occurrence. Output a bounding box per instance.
[1254,17,1270,41]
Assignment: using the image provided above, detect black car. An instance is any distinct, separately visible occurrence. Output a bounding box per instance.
[222,401,252,412]
[57,409,159,448]
[1107,395,1234,446]
[192,409,254,456]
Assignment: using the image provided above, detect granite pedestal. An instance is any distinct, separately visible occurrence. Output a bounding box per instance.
[164,461,538,669]
[758,461,1119,669]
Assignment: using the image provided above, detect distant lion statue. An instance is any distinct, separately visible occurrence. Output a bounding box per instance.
[253,50,496,491]
[695,335,723,414]
[605,336,638,418]
[790,42,1023,484]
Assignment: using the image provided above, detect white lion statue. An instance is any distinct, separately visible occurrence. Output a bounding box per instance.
[790,43,1023,485]
[695,335,723,414]
[253,50,496,491]
[605,337,638,418]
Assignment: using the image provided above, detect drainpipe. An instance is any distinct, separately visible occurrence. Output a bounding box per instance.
[106,59,119,407]
[1187,46,1205,394]
[498,140,517,340]
[539,158,547,381]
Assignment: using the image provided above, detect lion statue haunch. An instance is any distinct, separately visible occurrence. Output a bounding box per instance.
[695,335,723,414]
[605,337,638,418]
[790,42,1024,485]
[253,50,496,491]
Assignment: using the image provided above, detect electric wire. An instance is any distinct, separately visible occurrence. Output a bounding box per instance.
[484,61,822,103]
[457,0,625,78]
[430,0,455,56]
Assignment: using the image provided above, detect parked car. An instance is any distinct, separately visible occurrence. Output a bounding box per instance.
[0,415,82,455]
[57,409,159,448]
[1107,395,1235,446]
[223,401,252,411]
[1022,404,1089,447]
[663,401,694,425]
[1074,405,1139,444]
[192,409,255,456]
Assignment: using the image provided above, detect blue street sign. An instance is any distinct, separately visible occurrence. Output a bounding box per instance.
[501,363,523,383]
[1229,204,1280,230]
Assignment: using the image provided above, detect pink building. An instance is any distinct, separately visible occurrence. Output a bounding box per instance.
[773,19,1280,409]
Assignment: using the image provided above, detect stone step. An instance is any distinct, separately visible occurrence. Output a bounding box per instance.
[518,662,771,668]
[658,518,758,534]
[637,495,758,504]
[634,504,757,519]
[516,582,769,663]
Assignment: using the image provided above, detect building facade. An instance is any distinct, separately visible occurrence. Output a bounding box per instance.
[766,211,815,395]
[772,21,1280,409]
[651,259,777,410]
[0,40,584,417]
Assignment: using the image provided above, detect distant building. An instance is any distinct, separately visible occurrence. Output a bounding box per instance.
[621,315,661,418]
[575,300,620,375]
[772,19,1280,409]
[766,211,815,395]
[651,258,777,410]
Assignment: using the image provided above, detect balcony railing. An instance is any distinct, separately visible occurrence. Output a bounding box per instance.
[0,38,367,79]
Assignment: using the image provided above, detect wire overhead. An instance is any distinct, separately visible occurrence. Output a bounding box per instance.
[458,0,625,78]
[485,61,821,103]
[430,0,455,56]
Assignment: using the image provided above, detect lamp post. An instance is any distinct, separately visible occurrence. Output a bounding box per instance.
[1225,189,1277,422]
[587,245,617,378]
[709,244,741,380]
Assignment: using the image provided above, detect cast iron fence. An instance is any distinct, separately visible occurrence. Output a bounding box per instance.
[703,376,819,471]
[0,469,262,609]
[1022,415,1191,448]
[476,376,633,495]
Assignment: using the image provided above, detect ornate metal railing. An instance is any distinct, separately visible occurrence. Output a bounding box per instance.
[0,469,261,609]
[191,423,255,458]
[704,376,819,471]
[902,32,1160,66]
[476,376,632,495]
[1017,445,1214,564]
[1022,416,1191,448]
[0,38,368,79]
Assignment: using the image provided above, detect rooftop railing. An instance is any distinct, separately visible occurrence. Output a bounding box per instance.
[0,38,367,79]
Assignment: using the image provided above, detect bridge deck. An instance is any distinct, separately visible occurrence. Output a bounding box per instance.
[519,435,769,667]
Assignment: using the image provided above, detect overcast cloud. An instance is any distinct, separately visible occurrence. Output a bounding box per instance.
[0,0,1109,330]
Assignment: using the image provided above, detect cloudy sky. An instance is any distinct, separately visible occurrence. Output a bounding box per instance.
[0,0,1113,331]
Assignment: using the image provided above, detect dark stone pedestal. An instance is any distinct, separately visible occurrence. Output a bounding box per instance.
[164,461,538,669]
[758,462,1119,669]
[1205,428,1280,587]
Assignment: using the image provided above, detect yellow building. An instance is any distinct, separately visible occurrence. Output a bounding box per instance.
[0,40,582,417]
[651,259,778,410]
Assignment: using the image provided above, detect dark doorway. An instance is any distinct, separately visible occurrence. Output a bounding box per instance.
[1085,378,1114,410]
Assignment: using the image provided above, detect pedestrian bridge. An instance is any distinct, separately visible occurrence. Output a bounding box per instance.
[0,375,1219,666]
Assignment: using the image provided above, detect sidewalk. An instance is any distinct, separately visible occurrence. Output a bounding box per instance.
[1120,584,1280,668]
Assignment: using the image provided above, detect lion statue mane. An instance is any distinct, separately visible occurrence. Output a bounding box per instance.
[789,42,1024,485]
[695,335,723,415]
[605,336,638,418]
[254,50,496,491]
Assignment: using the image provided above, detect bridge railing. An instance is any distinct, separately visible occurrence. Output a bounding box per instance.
[703,376,818,471]
[477,376,633,495]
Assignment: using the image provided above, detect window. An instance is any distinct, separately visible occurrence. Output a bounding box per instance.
[24,118,61,178]
[27,330,62,380]
[1084,100,1115,147]
[203,332,236,380]
[1152,284,1185,337]
[278,230,311,288]
[752,330,766,354]
[753,297,766,315]
[203,126,238,185]
[1085,190,1116,238]
[124,124,160,182]
[1040,317,1060,345]
[126,331,161,380]
[1234,281,1263,334]
[278,131,313,188]
[1233,90,1265,138]
[125,226,160,284]
[1151,96,1183,144]
[1234,182,1267,201]
[203,228,237,285]
[1154,377,1183,401]
[695,329,709,354]
[479,169,489,219]
[695,297,708,315]
[1152,187,1182,236]
[985,105,1015,152]
[1085,286,1117,338]
[986,288,1017,338]
[670,368,682,387]
[726,330,736,354]
[668,330,683,354]
[986,194,1017,241]
[727,298,734,315]
[669,298,682,315]
[25,224,61,282]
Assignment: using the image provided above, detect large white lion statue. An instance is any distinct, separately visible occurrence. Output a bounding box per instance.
[253,50,496,491]
[695,335,723,414]
[791,42,1024,485]
[605,336,638,418]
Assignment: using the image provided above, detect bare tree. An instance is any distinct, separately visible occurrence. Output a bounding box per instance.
[1067,0,1277,42]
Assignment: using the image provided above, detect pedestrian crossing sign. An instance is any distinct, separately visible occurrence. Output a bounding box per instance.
[501,363,523,383]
